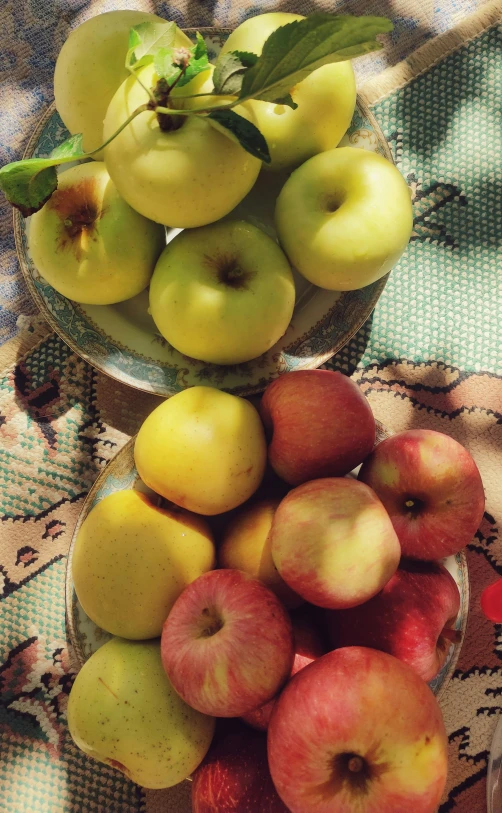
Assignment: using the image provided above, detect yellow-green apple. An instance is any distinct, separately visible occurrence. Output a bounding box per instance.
[260,370,376,485]
[103,63,261,227]
[241,612,326,731]
[275,147,413,290]
[324,560,461,682]
[161,569,294,717]
[54,10,192,157]
[218,498,302,609]
[149,221,295,365]
[267,647,448,813]
[358,428,485,559]
[219,13,356,171]
[192,719,288,812]
[67,638,214,789]
[270,478,400,609]
[72,489,215,639]
[28,162,165,304]
[134,386,266,515]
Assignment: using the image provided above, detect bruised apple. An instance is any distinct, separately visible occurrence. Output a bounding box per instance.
[219,12,356,171]
[103,64,261,227]
[28,162,165,304]
[54,11,192,157]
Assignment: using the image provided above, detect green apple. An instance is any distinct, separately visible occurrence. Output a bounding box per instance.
[134,386,267,516]
[103,64,261,228]
[275,147,414,290]
[67,638,215,789]
[219,13,356,171]
[28,162,165,305]
[72,489,216,639]
[149,220,295,365]
[54,11,192,158]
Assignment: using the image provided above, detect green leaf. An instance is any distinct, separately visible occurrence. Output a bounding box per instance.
[213,50,258,96]
[177,32,209,87]
[0,133,89,215]
[50,132,85,159]
[0,160,58,217]
[126,21,177,71]
[239,13,393,105]
[208,109,270,163]
[153,47,179,83]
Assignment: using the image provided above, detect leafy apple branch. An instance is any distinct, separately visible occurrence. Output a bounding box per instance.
[0,13,392,216]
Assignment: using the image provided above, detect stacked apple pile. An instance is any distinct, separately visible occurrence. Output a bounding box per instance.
[68,370,485,813]
[0,10,414,366]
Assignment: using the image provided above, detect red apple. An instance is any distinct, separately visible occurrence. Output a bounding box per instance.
[241,612,327,731]
[324,559,461,682]
[358,428,485,559]
[192,720,289,812]
[260,370,376,486]
[267,647,448,813]
[270,478,400,609]
[161,569,294,717]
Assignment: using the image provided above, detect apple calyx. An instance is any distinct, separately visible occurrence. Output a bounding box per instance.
[403,496,426,516]
[334,752,373,793]
[199,607,225,638]
[206,254,254,290]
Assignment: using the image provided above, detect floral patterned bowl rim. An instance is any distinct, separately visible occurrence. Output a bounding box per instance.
[65,419,469,704]
[14,27,393,399]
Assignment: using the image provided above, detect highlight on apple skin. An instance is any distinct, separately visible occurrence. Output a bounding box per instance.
[270,477,401,609]
[161,569,295,717]
[358,428,485,559]
[324,559,461,682]
[267,647,449,813]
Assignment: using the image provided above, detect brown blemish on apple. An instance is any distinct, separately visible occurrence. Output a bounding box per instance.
[49,178,105,261]
[107,758,131,777]
[204,253,255,290]
[98,677,119,701]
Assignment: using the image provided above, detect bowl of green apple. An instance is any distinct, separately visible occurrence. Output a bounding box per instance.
[3,9,413,397]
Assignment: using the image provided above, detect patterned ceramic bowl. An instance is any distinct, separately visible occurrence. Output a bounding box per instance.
[65,420,469,702]
[16,29,393,398]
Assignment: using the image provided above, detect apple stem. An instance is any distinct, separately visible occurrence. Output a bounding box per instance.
[348,756,364,773]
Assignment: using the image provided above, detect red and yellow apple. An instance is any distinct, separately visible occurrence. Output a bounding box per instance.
[275,147,414,290]
[161,569,294,717]
[270,478,401,608]
[260,369,376,485]
[267,647,449,813]
[192,720,288,812]
[218,498,302,609]
[241,612,326,731]
[358,428,485,559]
[324,559,461,682]
[219,12,356,171]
